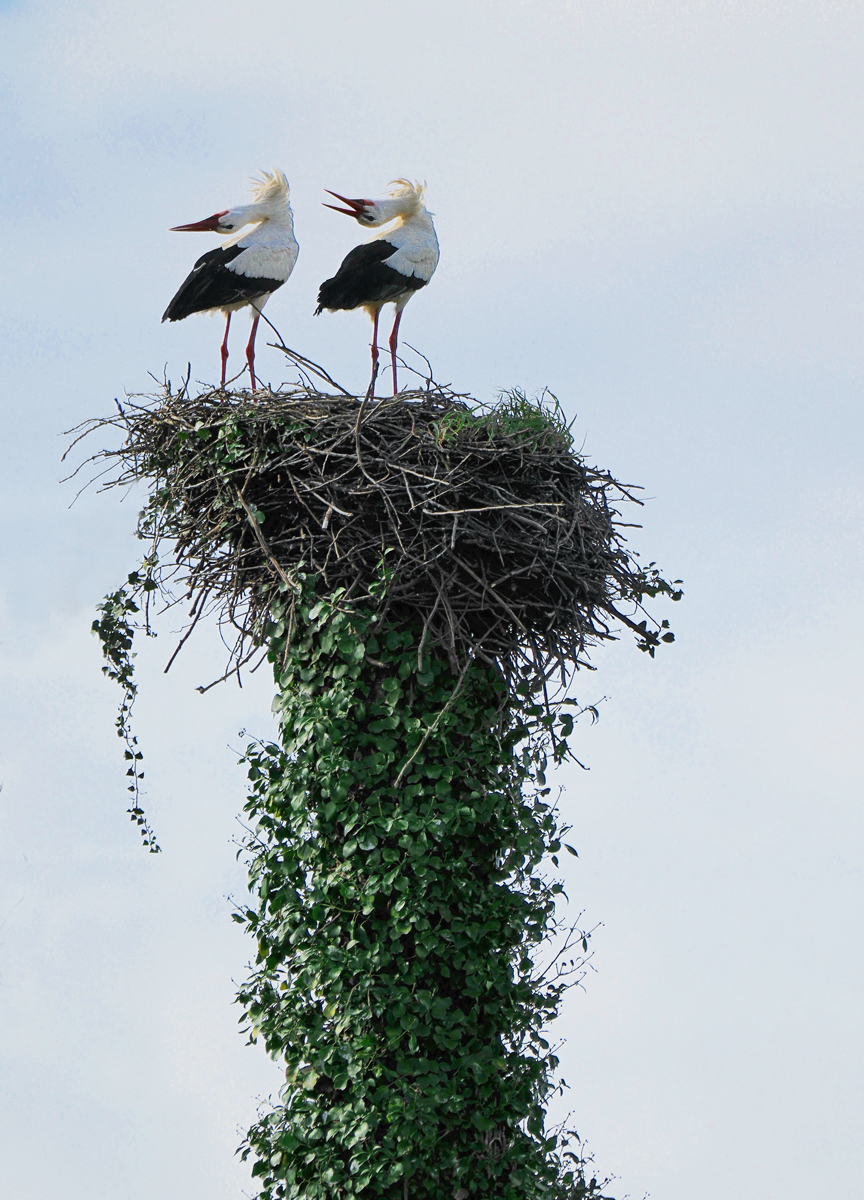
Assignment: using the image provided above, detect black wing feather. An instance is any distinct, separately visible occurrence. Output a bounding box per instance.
[162,244,284,322]
[315,241,426,313]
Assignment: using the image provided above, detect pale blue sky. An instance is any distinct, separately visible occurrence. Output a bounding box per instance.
[1,3,862,1199]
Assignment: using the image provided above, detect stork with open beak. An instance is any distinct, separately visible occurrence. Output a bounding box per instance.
[315,180,439,396]
[162,170,299,391]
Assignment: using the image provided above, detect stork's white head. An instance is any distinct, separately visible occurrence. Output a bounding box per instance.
[170,170,292,234]
[323,179,427,227]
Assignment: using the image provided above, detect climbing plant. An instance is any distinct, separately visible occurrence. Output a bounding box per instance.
[235,581,615,1198]
[91,568,160,852]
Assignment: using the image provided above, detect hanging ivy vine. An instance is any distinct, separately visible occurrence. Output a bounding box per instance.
[91,568,160,852]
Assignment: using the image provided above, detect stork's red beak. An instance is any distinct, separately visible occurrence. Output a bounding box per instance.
[322,190,372,217]
[169,210,230,232]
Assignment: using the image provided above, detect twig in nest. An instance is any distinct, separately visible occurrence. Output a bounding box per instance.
[257,310,352,396]
[235,489,297,594]
[164,587,211,674]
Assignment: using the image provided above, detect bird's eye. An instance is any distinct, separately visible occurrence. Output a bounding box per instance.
[223,223,234,230]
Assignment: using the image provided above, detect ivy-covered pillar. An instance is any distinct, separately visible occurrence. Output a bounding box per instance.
[237,591,578,1199]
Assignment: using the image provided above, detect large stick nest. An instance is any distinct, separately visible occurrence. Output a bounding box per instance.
[72,382,676,682]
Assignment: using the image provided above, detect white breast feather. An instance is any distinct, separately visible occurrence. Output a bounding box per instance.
[378,217,440,283]
[227,243,298,283]
[384,243,438,282]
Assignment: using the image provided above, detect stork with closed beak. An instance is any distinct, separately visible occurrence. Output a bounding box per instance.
[315,180,439,396]
[162,170,299,391]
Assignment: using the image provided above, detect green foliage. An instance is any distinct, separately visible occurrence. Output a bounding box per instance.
[433,388,573,452]
[235,581,616,1199]
[614,560,684,658]
[92,570,160,852]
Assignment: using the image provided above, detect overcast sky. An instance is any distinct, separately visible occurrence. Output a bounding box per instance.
[1,2,862,1198]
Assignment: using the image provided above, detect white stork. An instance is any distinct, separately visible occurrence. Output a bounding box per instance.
[315,179,439,395]
[162,170,299,391]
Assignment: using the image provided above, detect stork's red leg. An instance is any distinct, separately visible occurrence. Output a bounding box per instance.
[368,309,381,399]
[246,314,261,392]
[220,313,232,389]
[388,310,403,396]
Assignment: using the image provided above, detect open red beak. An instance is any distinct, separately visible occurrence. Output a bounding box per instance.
[322,190,371,217]
[169,210,230,232]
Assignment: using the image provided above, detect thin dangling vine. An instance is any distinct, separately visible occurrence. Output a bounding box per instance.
[91,568,160,852]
